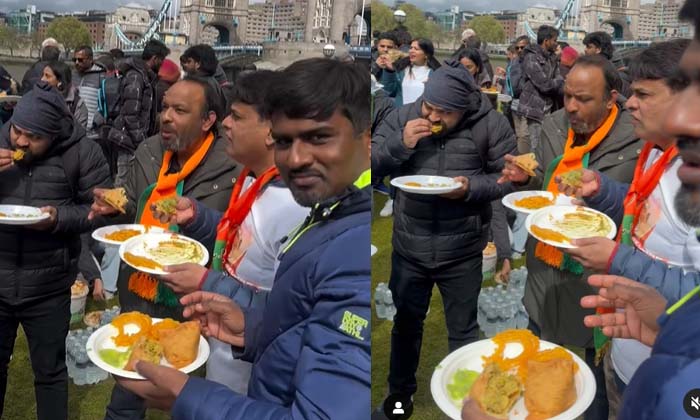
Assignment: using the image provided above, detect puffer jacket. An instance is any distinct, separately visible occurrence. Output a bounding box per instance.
[372,95,516,267]
[172,175,371,420]
[106,57,157,153]
[73,63,107,131]
[515,43,564,122]
[0,121,111,304]
[618,289,700,420]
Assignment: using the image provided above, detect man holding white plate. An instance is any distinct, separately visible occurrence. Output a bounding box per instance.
[372,59,515,413]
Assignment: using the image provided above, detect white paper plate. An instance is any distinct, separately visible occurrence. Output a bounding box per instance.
[119,232,209,275]
[525,205,616,249]
[92,224,166,247]
[502,191,575,215]
[371,245,378,256]
[0,205,50,225]
[391,175,461,195]
[431,338,596,420]
[86,317,210,380]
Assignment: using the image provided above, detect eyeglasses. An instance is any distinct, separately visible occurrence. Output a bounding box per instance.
[515,46,524,51]
[73,58,86,63]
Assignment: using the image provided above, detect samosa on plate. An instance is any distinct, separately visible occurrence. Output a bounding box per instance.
[125,336,163,371]
[469,363,522,419]
[159,320,201,368]
[524,358,576,419]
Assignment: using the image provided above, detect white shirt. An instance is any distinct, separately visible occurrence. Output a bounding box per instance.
[401,65,430,105]
[206,179,309,393]
[612,150,700,384]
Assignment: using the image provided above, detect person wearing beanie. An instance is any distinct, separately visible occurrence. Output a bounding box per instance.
[0,81,111,420]
[560,46,579,79]
[372,60,516,416]
[155,58,181,114]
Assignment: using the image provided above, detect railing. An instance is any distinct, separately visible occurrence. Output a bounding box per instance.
[349,45,371,59]
[612,40,653,48]
[212,45,263,57]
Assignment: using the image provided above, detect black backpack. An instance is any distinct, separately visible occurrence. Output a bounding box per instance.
[97,74,123,123]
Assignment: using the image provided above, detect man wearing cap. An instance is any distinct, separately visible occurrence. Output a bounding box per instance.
[372,60,516,412]
[0,82,111,420]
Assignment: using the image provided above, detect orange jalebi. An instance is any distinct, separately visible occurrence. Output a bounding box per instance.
[481,329,540,381]
[148,318,180,340]
[111,312,153,347]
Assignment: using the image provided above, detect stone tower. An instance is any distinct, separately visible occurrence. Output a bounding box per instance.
[304,0,359,43]
[579,0,641,40]
[180,0,248,45]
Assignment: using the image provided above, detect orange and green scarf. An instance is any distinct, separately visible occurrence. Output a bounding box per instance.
[537,105,619,275]
[129,132,216,307]
[212,166,280,273]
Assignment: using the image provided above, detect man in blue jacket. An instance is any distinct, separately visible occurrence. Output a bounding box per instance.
[114,58,371,420]
[581,1,700,418]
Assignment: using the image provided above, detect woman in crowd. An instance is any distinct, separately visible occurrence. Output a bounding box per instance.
[41,61,88,130]
[455,46,492,88]
[377,38,441,106]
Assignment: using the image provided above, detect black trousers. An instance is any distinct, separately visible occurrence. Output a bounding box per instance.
[0,292,70,420]
[387,251,482,397]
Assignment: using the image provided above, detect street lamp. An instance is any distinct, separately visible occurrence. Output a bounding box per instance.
[322,44,336,58]
[393,10,406,24]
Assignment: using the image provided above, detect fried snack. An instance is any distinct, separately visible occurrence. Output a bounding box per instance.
[531,347,579,373]
[148,318,180,340]
[384,49,408,62]
[483,242,497,256]
[71,280,88,297]
[104,229,142,242]
[123,252,163,271]
[482,329,540,381]
[514,195,554,210]
[111,311,153,347]
[154,197,178,216]
[531,225,571,244]
[125,336,163,371]
[560,168,584,189]
[404,181,422,187]
[524,358,576,419]
[431,123,443,134]
[103,188,128,214]
[84,311,103,328]
[513,153,538,177]
[469,363,523,419]
[12,149,25,162]
[159,321,201,368]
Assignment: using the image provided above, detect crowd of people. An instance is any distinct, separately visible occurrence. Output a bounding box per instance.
[372,0,700,419]
[0,38,370,419]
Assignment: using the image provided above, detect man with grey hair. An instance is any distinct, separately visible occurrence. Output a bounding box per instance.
[20,38,62,94]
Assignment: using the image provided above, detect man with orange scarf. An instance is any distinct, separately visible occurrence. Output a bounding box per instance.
[498,54,642,419]
[551,39,699,418]
[146,71,308,394]
[88,76,239,420]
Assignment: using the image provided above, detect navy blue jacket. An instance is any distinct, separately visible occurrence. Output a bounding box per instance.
[172,180,371,420]
[619,289,700,420]
[585,172,700,302]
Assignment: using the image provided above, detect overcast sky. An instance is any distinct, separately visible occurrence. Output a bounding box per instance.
[0,0,265,14]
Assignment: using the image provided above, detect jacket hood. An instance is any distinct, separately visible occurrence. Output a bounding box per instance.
[82,63,107,75]
[118,57,155,82]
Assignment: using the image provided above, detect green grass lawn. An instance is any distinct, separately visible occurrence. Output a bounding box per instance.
[4,297,169,420]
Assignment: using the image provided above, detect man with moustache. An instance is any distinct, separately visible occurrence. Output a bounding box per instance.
[111,58,371,420]
[578,3,700,418]
[499,54,643,418]
[89,76,239,420]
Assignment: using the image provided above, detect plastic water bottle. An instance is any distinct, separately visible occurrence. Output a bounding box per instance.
[383,288,396,321]
[374,283,387,319]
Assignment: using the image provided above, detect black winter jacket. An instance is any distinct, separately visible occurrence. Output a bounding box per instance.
[106,57,157,153]
[516,44,564,122]
[372,95,516,267]
[0,121,111,304]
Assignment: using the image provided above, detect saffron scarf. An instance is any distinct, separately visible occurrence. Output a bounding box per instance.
[212,166,280,274]
[537,105,619,274]
[590,142,679,360]
[129,132,216,307]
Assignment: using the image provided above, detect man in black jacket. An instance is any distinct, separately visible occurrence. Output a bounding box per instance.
[372,61,516,412]
[0,82,111,420]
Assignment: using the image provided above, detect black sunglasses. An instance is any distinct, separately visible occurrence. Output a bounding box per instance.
[73,58,86,63]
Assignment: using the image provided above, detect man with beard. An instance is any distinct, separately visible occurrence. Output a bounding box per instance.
[372,60,515,414]
[0,82,111,420]
[551,39,694,417]
[110,58,371,420]
[579,3,700,417]
[498,54,643,418]
[88,76,239,420]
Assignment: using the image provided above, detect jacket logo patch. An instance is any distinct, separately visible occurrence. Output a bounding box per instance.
[339,311,368,341]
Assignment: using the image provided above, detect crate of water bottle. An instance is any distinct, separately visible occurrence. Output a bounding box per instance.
[478,286,521,337]
[66,327,109,386]
[374,282,396,321]
[507,267,527,297]
[100,306,121,326]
